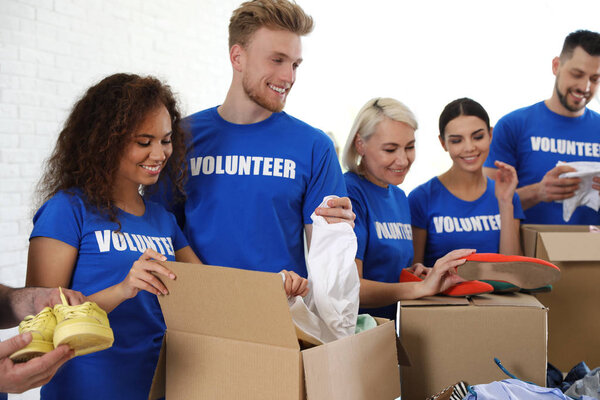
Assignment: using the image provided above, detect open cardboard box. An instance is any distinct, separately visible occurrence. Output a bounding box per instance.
[522,224,600,370]
[397,293,547,400]
[148,261,406,399]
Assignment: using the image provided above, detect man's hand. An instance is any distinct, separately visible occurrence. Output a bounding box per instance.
[7,287,86,327]
[0,333,73,393]
[537,164,581,202]
[314,197,356,228]
[280,270,309,297]
[33,287,85,312]
[593,176,600,194]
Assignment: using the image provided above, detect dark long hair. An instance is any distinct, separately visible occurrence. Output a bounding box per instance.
[37,73,189,225]
[438,97,490,140]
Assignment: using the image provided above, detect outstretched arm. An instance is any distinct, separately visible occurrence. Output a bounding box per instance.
[27,237,176,314]
[0,285,85,329]
[356,248,474,307]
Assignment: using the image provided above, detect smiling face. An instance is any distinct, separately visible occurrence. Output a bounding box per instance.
[239,27,302,113]
[356,117,416,188]
[552,46,600,116]
[115,104,173,191]
[440,115,491,173]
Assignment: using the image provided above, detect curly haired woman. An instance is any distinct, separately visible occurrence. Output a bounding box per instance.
[25,73,201,399]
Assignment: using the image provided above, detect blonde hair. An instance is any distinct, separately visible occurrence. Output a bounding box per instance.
[342,97,418,174]
[228,0,314,49]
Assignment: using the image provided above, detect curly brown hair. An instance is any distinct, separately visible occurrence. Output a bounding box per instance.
[37,73,189,226]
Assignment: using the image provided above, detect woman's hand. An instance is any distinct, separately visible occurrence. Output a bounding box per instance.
[406,263,430,278]
[420,249,475,296]
[118,249,176,300]
[494,160,518,203]
[280,270,309,297]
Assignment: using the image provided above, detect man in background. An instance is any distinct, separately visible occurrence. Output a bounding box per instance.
[484,29,600,224]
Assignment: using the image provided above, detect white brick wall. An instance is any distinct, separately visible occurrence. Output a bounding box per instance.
[0,0,239,398]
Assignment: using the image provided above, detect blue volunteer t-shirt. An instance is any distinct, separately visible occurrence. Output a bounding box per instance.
[345,172,413,320]
[157,106,346,276]
[484,101,600,224]
[408,176,524,267]
[32,190,187,400]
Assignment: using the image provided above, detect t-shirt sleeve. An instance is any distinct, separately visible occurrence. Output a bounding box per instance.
[484,115,519,169]
[408,185,428,229]
[512,191,526,220]
[30,192,84,249]
[302,136,347,224]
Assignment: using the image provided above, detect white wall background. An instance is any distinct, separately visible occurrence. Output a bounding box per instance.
[1,0,600,398]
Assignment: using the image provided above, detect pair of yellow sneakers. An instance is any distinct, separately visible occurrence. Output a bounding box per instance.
[10,288,114,362]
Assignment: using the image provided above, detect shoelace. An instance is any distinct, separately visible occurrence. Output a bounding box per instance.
[54,302,96,319]
[19,309,53,330]
[56,287,96,319]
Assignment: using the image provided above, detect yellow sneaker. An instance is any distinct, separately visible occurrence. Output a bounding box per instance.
[10,307,56,363]
[53,288,114,356]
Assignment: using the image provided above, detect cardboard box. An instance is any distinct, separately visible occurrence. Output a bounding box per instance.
[149,261,404,400]
[397,293,547,400]
[522,224,600,371]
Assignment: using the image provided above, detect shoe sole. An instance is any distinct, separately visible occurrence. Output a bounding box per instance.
[10,339,54,363]
[458,260,560,289]
[53,323,114,356]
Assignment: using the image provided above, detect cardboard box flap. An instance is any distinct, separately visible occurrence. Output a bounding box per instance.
[522,224,590,233]
[400,296,470,307]
[148,335,166,400]
[522,224,600,261]
[470,292,545,308]
[157,261,299,349]
[537,232,600,261]
[302,320,401,399]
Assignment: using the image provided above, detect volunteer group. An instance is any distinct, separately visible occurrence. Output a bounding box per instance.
[1,0,599,398]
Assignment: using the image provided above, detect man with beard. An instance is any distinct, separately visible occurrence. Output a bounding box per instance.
[155,0,353,277]
[484,30,600,224]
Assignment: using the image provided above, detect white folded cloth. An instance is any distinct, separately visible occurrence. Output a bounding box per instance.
[558,161,600,222]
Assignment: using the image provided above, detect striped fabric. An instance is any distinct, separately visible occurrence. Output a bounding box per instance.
[427,381,470,400]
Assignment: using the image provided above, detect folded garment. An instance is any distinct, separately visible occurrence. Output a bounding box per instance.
[565,366,600,399]
[464,379,595,400]
[354,314,377,334]
[548,361,590,393]
[558,161,600,222]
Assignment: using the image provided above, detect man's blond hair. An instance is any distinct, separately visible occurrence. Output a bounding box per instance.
[229,0,314,49]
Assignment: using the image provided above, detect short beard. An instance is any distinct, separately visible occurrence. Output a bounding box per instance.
[242,76,285,113]
[554,78,587,113]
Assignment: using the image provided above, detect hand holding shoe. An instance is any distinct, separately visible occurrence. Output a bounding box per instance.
[419,249,475,297]
[0,332,73,393]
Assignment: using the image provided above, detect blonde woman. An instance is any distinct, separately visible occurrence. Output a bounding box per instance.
[342,98,473,320]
